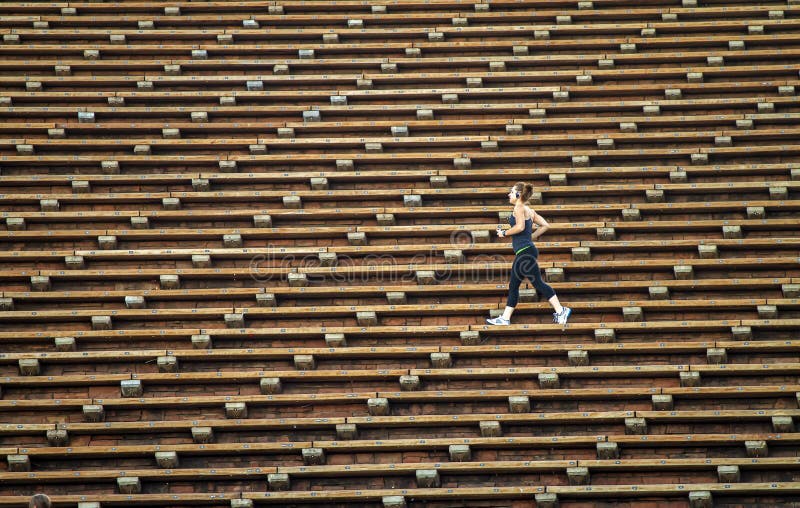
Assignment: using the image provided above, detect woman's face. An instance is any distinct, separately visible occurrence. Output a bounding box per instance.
[507,187,518,204]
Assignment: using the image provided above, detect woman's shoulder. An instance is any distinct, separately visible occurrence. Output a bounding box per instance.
[519,204,534,219]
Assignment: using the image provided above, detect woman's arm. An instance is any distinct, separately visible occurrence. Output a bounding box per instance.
[500,205,527,237]
[530,209,550,240]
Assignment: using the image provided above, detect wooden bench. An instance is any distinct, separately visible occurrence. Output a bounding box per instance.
[0,46,796,78]
[0,493,234,506]
[0,256,792,292]
[0,112,792,143]
[346,409,800,430]
[0,162,795,188]
[5,297,794,329]
[1,338,797,368]
[1,31,799,58]
[1,277,791,308]
[8,128,800,156]
[2,202,799,229]
[8,457,798,489]
[0,14,796,43]
[0,9,777,33]
[1,382,794,414]
[0,183,797,208]
[3,144,800,172]
[0,318,783,342]
[3,362,797,393]
[8,430,797,464]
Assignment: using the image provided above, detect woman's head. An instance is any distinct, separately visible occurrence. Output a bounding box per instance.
[508,182,534,204]
[29,494,51,508]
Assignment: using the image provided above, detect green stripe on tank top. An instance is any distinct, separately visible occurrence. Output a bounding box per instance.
[515,245,532,255]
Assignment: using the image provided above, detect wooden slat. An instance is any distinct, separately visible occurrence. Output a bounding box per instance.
[19,441,310,457]
[58,417,346,433]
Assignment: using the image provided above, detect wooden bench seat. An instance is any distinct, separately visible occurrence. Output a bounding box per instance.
[474,319,756,338]
[577,237,800,252]
[2,277,791,306]
[348,409,800,429]
[1,368,408,388]
[0,346,440,365]
[1,16,796,46]
[612,431,800,447]
[10,430,799,462]
[0,325,467,345]
[408,363,800,381]
[0,205,605,225]
[19,5,797,26]
[260,483,792,504]
[176,162,800,183]
[10,128,800,153]
[0,162,795,186]
[0,182,797,207]
[546,482,800,499]
[2,48,798,76]
[0,0,635,12]
[4,363,797,392]
[0,483,790,507]
[1,239,797,265]
[0,460,780,500]
[190,456,800,479]
[0,10,775,33]
[0,113,795,150]
[1,384,795,414]
[2,32,800,58]
[0,255,791,288]
[4,144,800,171]
[0,303,494,323]
[1,69,796,100]
[2,297,792,326]
[314,431,800,452]
[0,493,234,507]
[27,409,797,437]
[1,339,796,368]
[10,457,800,485]
[0,423,57,436]
[634,199,800,215]
[0,0,515,14]
[600,218,799,234]
[28,112,757,137]
[0,226,356,241]
[3,201,799,227]
[0,318,792,354]
[5,77,797,103]
[0,392,380,412]
[384,384,800,404]
[0,318,778,348]
[56,416,346,436]
[18,441,310,460]
[2,202,799,234]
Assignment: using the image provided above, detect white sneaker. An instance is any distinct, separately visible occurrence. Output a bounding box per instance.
[486,316,510,326]
[554,307,572,326]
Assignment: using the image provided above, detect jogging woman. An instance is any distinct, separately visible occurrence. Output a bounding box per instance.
[486,182,571,326]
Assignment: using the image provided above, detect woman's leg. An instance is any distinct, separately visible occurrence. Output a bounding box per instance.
[547,294,564,315]
[522,252,563,313]
[501,255,525,321]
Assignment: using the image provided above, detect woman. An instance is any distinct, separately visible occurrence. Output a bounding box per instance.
[486,182,571,326]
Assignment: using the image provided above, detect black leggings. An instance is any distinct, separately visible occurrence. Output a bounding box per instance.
[507,247,556,307]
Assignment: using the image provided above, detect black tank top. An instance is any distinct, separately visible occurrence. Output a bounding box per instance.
[508,214,535,254]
